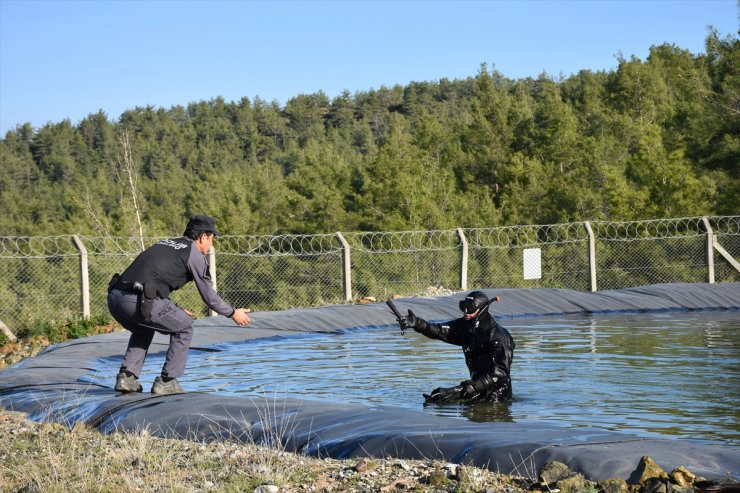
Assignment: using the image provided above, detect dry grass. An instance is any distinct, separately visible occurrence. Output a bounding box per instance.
[0,409,529,493]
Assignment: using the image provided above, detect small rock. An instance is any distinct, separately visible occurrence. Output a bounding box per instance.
[628,456,669,485]
[667,485,696,493]
[600,477,629,493]
[354,458,370,473]
[539,461,575,484]
[444,462,459,478]
[670,466,701,487]
[253,485,278,493]
[643,478,668,493]
[555,473,587,493]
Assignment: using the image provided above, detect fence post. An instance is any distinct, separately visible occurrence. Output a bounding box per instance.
[456,228,468,291]
[702,216,715,284]
[71,235,90,318]
[584,222,597,292]
[336,232,352,301]
[0,319,17,342]
[208,245,218,316]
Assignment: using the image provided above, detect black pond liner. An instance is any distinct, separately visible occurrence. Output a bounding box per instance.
[2,283,739,481]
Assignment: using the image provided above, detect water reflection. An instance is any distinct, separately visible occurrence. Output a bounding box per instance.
[85,311,740,443]
[424,401,513,423]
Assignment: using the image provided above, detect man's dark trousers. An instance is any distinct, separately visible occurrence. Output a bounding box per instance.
[108,289,194,378]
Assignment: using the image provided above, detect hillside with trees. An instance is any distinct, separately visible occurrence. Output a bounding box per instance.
[0,30,737,237]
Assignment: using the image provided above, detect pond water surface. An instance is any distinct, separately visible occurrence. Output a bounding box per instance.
[88,311,740,444]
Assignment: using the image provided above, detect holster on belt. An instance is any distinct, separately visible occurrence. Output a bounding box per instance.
[107,273,120,293]
[140,283,157,319]
[109,274,154,319]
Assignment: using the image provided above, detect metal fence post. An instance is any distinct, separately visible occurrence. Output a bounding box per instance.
[208,245,218,316]
[701,217,715,284]
[336,232,352,301]
[584,222,597,292]
[71,235,90,318]
[456,228,468,291]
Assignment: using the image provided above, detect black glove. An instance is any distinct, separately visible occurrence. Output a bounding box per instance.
[403,309,422,331]
[424,385,464,402]
[460,380,481,399]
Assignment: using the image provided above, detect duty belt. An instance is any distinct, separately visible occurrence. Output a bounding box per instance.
[108,273,143,294]
[115,280,144,294]
[108,273,153,319]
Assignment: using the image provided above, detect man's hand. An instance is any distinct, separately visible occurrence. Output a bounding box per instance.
[404,309,420,331]
[182,307,195,318]
[460,380,479,398]
[493,296,501,303]
[232,308,251,326]
[424,385,464,402]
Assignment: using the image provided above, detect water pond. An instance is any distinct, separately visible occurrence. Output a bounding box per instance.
[88,311,740,444]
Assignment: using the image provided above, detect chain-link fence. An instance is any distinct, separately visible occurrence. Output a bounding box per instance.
[216,233,344,311]
[343,229,462,301]
[1,216,738,333]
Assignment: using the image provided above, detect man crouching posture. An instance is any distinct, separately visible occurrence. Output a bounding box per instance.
[107,215,251,395]
[402,291,515,403]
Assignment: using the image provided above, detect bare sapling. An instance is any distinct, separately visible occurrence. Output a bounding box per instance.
[117,130,145,252]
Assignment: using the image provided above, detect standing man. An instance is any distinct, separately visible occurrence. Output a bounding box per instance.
[107,215,251,395]
[401,291,515,403]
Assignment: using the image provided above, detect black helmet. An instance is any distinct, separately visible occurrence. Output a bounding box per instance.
[459,291,489,314]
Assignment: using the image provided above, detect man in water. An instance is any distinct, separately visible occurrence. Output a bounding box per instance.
[107,214,252,395]
[401,291,515,403]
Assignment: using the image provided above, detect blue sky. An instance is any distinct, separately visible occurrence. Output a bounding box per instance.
[0,0,737,135]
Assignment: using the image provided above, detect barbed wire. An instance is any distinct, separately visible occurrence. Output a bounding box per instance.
[217,233,341,256]
[0,236,78,258]
[343,230,460,253]
[592,216,740,241]
[465,222,589,249]
[1,216,738,257]
[709,216,740,235]
[592,217,702,241]
[83,237,161,256]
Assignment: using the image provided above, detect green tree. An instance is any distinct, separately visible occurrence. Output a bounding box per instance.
[0,30,735,237]
[626,124,714,217]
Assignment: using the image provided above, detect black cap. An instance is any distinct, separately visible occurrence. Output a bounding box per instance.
[185,214,220,236]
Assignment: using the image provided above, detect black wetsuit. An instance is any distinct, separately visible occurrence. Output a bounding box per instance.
[413,311,515,402]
